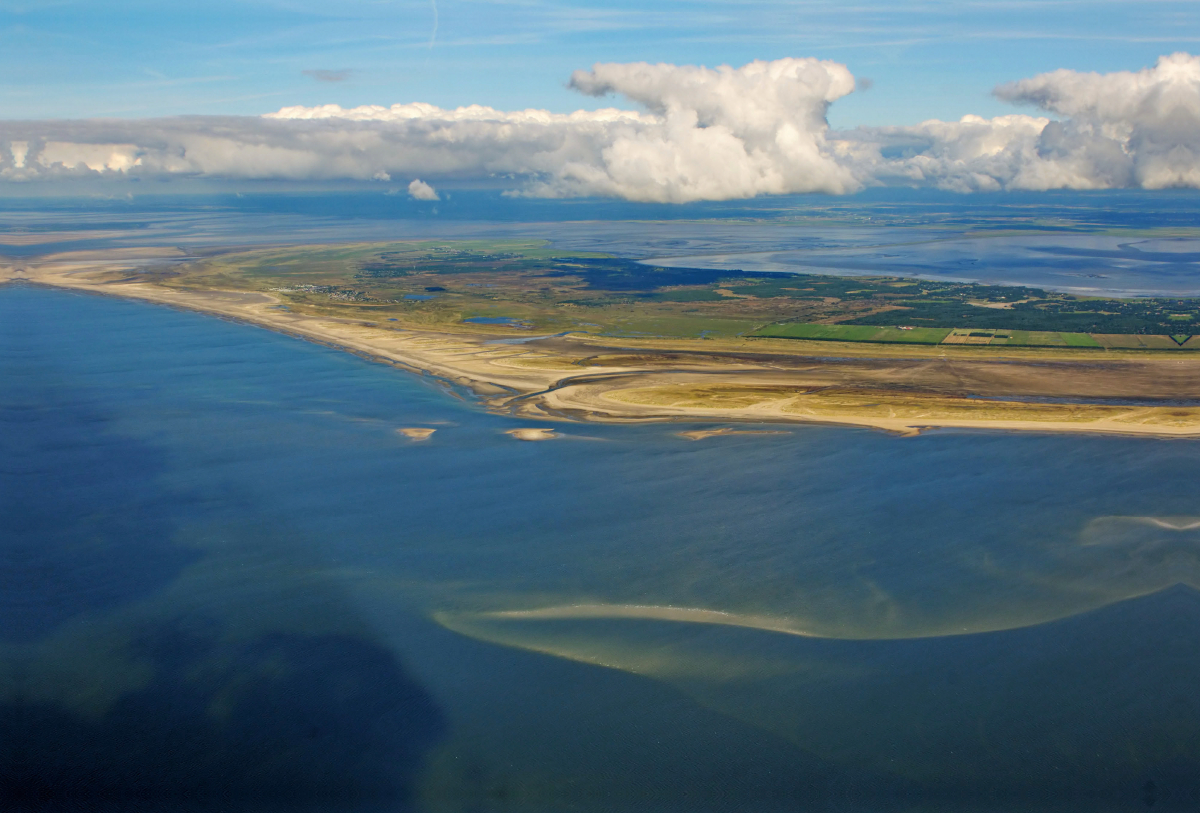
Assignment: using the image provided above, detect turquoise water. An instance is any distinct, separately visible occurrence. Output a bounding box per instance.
[4,284,1200,811]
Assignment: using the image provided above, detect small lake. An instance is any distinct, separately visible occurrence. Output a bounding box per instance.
[462,316,529,326]
[4,283,1200,811]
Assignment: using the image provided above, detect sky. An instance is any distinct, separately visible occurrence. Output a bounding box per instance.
[4,1,1200,200]
[2,0,1199,126]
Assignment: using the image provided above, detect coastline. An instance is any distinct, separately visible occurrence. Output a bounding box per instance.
[7,253,1200,440]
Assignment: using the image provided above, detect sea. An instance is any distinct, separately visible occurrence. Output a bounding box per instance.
[3,190,1200,811]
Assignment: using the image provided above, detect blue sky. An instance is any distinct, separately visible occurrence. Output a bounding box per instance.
[2,0,1200,127]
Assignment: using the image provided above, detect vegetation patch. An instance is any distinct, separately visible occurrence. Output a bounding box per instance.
[158,239,1199,349]
[751,323,952,344]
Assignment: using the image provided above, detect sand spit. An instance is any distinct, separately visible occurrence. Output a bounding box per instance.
[678,427,791,441]
[505,428,558,441]
[398,427,436,441]
[12,256,1200,440]
[438,603,818,638]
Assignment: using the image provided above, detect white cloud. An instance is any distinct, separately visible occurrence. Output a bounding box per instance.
[9,141,27,169]
[39,141,141,172]
[550,58,859,201]
[407,178,439,200]
[4,54,1200,198]
[850,52,1200,192]
[265,58,861,202]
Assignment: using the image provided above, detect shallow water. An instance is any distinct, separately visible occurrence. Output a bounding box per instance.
[653,233,1200,296]
[4,284,1200,811]
[6,190,1200,297]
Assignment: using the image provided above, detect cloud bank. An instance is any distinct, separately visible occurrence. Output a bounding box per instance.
[3,54,1200,201]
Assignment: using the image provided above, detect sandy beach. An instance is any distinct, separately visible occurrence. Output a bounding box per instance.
[8,252,1200,440]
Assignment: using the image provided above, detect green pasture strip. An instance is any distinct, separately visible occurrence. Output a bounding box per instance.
[751,323,951,344]
[754,322,1200,350]
[1092,334,1199,350]
[995,331,1102,348]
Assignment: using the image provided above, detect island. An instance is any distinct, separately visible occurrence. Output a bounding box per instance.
[5,237,1200,438]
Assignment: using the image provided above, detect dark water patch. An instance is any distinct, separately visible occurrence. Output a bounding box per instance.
[541,256,755,291]
[0,307,199,643]
[770,585,1200,801]
[461,316,527,326]
[0,620,444,809]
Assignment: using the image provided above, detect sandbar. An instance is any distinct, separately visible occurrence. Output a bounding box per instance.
[398,427,436,441]
[505,428,558,441]
[677,427,791,441]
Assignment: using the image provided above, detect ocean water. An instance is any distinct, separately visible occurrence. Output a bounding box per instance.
[4,283,1200,811]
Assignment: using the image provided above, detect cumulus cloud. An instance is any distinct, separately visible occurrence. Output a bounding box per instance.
[407,178,439,200]
[0,57,859,202]
[856,52,1200,192]
[262,57,860,202]
[550,58,858,200]
[4,54,1200,199]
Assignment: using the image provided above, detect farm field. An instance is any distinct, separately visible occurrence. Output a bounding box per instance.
[750,323,1199,349]
[751,323,952,344]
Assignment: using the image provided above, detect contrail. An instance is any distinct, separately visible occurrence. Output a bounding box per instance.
[428,0,438,49]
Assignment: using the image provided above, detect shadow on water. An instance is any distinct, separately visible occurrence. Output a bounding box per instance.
[0,389,200,643]
[0,287,202,642]
[0,290,447,811]
[0,619,445,810]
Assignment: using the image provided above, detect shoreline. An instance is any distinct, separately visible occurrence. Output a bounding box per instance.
[7,258,1200,440]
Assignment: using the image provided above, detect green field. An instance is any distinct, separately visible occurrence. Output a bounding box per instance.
[751,323,952,344]
[1092,334,1198,350]
[1000,331,1102,348]
[750,322,1200,350]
